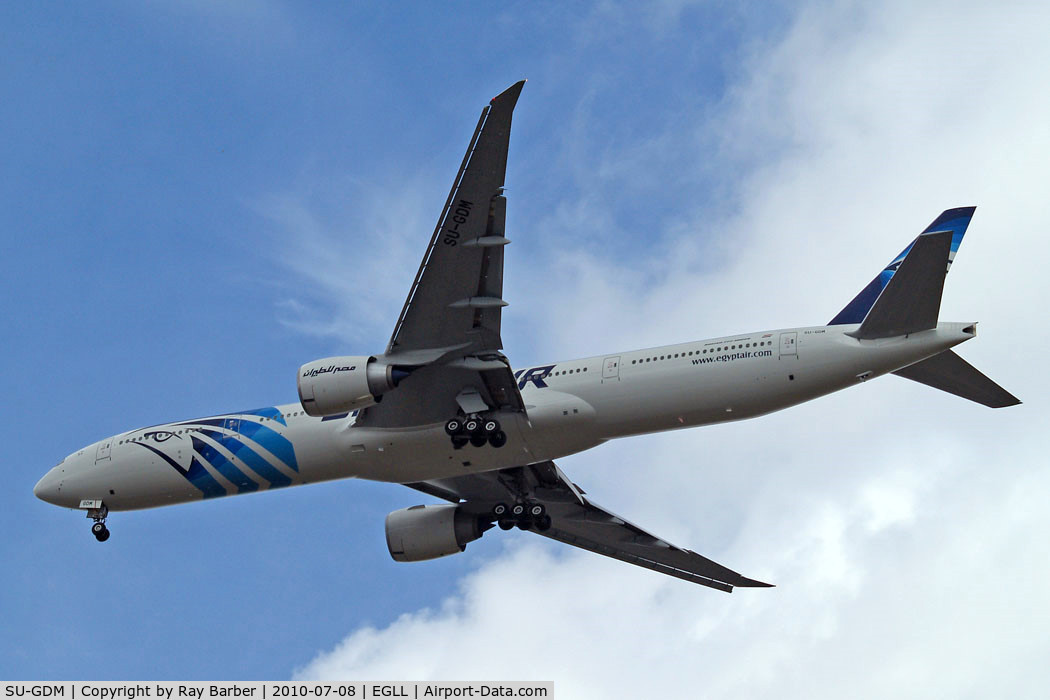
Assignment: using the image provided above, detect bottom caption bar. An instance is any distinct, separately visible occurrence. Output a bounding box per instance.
[3,684,552,700]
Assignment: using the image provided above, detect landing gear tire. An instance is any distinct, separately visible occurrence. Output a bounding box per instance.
[448,415,504,448]
[494,501,549,532]
[91,522,110,542]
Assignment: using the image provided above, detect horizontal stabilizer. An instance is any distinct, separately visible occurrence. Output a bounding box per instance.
[893,350,1020,408]
[851,230,952,339]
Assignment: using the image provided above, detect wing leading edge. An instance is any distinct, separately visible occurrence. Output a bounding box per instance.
[407,461,772,593]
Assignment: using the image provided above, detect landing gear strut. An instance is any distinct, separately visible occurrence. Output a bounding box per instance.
[86,503,110,542]
[445,414,506,449]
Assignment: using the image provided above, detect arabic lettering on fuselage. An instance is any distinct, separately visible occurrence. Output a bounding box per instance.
[302,365,357,378]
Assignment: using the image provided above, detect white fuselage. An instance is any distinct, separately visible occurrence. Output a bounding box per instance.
[34,322,975,512]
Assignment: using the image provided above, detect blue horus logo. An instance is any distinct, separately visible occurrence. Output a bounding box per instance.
[134,407,298,499]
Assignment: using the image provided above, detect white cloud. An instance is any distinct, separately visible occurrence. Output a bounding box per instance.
[288,0,1050,695]
[294,440,1049,697]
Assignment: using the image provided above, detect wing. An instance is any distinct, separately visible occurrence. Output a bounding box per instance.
[389,80,523,357]
[360,82,526,429]
[407,461,773,593]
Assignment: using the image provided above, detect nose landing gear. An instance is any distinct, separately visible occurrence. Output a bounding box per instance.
[84,502,110,542]
[91,521,110,542]
[445,414,507,449]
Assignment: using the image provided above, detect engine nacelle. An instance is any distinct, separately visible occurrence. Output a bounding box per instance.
[385,504,484,562]
[297,355,399,417]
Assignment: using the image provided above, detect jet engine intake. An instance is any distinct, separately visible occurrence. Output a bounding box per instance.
[297,355,402,417]
[385,504,484,562]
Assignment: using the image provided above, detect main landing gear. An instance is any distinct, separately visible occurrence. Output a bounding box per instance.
[445,415,507,450]
[492,501,551,532]
[87,503,110,542]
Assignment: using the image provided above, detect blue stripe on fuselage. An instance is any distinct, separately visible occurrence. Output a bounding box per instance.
[233,420,298,472]
[135,442,227,499]
[180,415,299,472]
[198,429,292,489]
[192,436,259,493]
[235,406,287,426]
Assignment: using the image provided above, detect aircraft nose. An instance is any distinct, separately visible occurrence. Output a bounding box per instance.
[34,469,64,505]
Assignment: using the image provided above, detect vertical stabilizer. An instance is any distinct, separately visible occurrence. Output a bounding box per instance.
[829,207,975,326]
[849,230,951,339]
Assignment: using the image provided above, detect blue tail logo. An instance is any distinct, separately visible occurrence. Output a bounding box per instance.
[828,207,974,326]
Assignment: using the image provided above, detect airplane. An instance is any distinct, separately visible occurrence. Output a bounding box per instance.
[34,81,1020,592]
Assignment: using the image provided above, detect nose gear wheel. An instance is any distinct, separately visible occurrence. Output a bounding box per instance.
[91,521,110,542]
[86,503,110,542]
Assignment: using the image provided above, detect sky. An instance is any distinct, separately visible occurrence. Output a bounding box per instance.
[3,0,1049,695]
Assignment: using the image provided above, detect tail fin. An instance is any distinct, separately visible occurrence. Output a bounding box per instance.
[850,229,951,339]
[829,207,975,326]
[894,349,1021,408]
